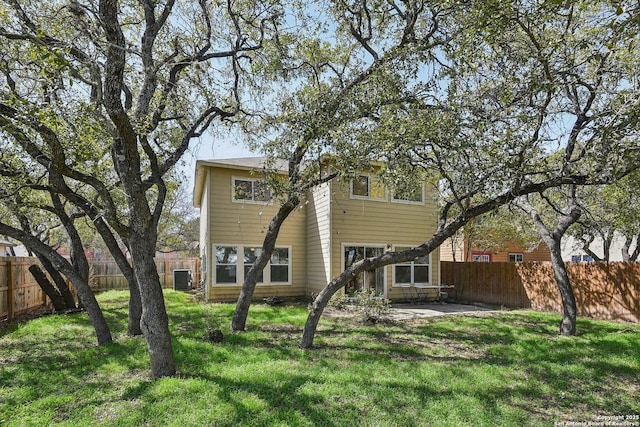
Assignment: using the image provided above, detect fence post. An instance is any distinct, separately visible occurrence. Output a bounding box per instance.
[7,259,14,322]
[164,259,170,289]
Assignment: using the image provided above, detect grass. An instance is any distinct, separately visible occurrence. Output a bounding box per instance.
[1,291,639,427]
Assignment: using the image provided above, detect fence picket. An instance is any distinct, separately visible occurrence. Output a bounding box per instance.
[1,257,201,321]
[442,261,639,322]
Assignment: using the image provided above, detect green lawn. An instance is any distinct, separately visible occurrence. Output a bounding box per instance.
[1,291,638,426]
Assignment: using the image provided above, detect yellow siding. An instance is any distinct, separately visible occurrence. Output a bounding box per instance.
[198,161,443,302]
[306,183,332,295]
[199,172,210,288]
[206,167,307,301]
[329,179,440,300]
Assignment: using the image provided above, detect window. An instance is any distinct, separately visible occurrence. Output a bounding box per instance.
[233,178,271,202]
[270,248,290,282]
[244,247,264,282]
[351,175,385,199]
[471,253,491,262]
[214,244,289,285]
[215,246,237,283]
[392,184,423,203]
[572,254,594,262]
[394,246,430,286]
[509,253,524,262]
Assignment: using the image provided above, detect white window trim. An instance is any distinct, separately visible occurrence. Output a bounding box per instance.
[509,253,524,262]
[212,243,292,286]
[341,243,387,296]
[213,244,239,285]
[349,174,387,201]
[391,183,425,205]
[392,245,431,287]
[472,254,491,262]
[231,176,272,204]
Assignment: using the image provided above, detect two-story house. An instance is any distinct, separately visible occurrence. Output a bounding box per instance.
[193,157,441,302]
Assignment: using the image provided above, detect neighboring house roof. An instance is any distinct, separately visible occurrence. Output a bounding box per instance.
[193,157,289,208]
[0,238,16,247]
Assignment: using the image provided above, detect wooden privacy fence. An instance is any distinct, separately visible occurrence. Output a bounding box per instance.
[89,258,201,291]
[442,261,640,323]
[1,257,47,322]
[2,257,201,322]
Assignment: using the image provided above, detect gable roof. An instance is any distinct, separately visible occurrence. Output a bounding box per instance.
[193,157,288,207]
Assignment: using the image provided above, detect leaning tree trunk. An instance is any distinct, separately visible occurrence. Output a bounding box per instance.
[231,200,298,331]
[548,242,577,336]
[38,256,77,308]
[301,275,350,349]
[29,264,67,312]
[300,241,443,349]
[73,276,113,344]
[128,235,176,378]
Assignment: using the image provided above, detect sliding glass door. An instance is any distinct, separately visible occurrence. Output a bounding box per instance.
[344,245,385,296]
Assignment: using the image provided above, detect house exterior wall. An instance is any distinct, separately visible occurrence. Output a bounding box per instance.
[198,170,210,289]
[439,236,465,262]
[196,159,442,302]
[306,183,332,296]
[328,178,440,300]
[561,233,635,262]
[205,166,307,301]
[466,240,551,263]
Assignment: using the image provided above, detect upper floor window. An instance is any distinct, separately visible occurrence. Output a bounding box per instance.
[233,178,271,202]
[509,253,524,262]
[471,252,492,262]
[392,183,424,203]
[351,174,385,200]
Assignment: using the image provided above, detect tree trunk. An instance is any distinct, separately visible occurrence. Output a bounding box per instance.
[108,243,142,336]
[29,264,67,312]
[526,193,580,337]
[74,276,113,344]
[301,278,347,349]
[127,279,143,336]
[300,241,443,349]
[622,236,632,262]
[128,236,176,378]
[548,242,577,336]
[231,200,298,331]
[34,255,77,309]
[622,235,640,262]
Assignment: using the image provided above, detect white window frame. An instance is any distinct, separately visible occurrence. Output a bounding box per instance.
[231,177,272,203]
[472,253,491,262]
[213,243,291,285]
[214,245,238,284]
[392,245,431,287]
[391,183,425,205]
[509,253,524,262]
[269,247,291,283]
[350,174,387,201]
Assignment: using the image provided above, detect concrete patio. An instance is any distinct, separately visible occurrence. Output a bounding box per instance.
[386,302,498,321]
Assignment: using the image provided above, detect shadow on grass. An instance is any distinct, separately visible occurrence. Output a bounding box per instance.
[2,291,639,426]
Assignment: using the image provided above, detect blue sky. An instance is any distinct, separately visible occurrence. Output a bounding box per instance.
[181,133,258,198]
